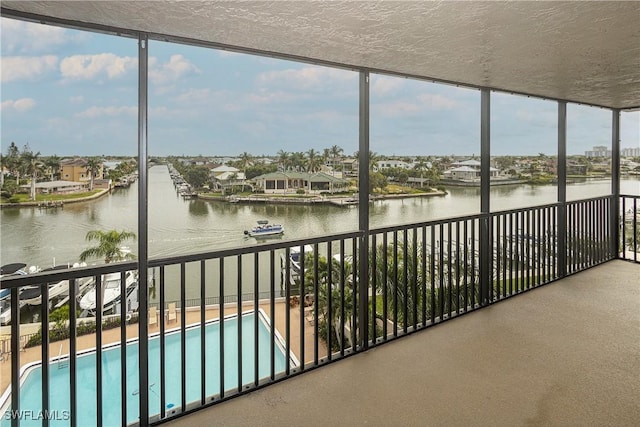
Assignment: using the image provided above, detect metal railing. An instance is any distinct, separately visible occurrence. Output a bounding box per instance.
[621,194,640,263]
[0,195,633,426]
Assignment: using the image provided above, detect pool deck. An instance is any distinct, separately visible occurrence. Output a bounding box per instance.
[0,299,324,394]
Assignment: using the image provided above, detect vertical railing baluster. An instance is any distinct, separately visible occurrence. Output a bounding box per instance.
[526,210,531,289]
[313,243,319,363]
[495,215,500,299]
[509,213,514,294]
[237,256,243,392]
[634,198,638,263]
[120,271,128,425]
[421,226,427,324]
[10,287,19,427]
[96,274,103,427]
[371,234,378,343]
[382,233,388,337]
[470,221,475,307]
[254,253,260,383]
[69,278,77,427]
[621,197,626,258]
[351,238,358,349]
[269,251,276,379]
[464,220,469,310]
[339,239,345,354]
[284,248,292,370]
[159,266,166,418]
[200,260,206,404]
[40,281,49,427]
[403,230,409,333]
[219,258,225,399]
[180,262,186,411]
[455,222,461,311]
[298,246,305,369]
[412,227,418,328]
[430,226,436,322]
[447,223,452,317]
[327,243,333,358]
[439,225,445,317]
[393,231,398,336]
[520,211,525,291]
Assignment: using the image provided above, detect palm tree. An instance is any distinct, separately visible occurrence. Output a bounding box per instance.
[79,229,136,316]
[306,148,321,172]
[354,150,379,171]
[85,157,102,191]
[0,154,4,189]
[322,148,331,170]
[277,150,290,171]
[79,230,137,264]
[21,147,42,201]
[44,155,61,181]
[5,142,21,187]
[330,145,344,173]
[238,152,253,177]
[290,152,306,171]
[414,156,428,187]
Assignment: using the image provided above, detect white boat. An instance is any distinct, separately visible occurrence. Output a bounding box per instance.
[20,263,87,306]
[0,263,37,325]
[244,220,284,238]
[79,271,138,314]
[290,245,314,276]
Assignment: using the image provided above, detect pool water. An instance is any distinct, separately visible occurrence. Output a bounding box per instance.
[2,311,289,427]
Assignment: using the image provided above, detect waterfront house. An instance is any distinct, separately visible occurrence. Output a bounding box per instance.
[444,159,499,181]
[210,165,246,191]
[374,159,413,171]
[60,158,104,183]
[253,171,350,194]
[19,180,87,195]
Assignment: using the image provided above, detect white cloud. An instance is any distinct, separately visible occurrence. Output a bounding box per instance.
[1,18,86,54]
[372,76,405,96]
[76,106,137,118]
[69,96,84,104]
[375,100,423,116]
[60,54,137,80]
[417,93,457,109]
[1,98,36,112]
[149,55,200,85]
[256,66,356,89]
[1,55,58,82]
[246,89,302,105]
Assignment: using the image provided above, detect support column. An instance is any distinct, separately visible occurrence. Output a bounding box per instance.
[137,34,150,427]
[557,102,567,277]
[611,109,621,258]
[479,89,490,305]
[358,71,370,349]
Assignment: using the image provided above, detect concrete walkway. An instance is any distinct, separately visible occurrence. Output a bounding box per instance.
[163,260,640,427]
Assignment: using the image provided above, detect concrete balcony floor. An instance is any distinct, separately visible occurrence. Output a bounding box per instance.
[164,260,640,427]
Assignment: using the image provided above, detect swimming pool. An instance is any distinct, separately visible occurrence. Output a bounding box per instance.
[1,310,292,426]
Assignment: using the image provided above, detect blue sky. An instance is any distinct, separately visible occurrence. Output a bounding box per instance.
[2,18,639,158]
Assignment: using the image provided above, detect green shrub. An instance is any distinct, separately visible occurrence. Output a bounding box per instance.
[24,312,140,348]
[296,189,306,195]
[8,196,20,203]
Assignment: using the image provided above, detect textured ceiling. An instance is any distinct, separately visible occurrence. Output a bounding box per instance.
[2,1,640,109]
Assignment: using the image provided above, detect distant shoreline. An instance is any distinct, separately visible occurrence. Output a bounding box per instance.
[0,188,111,209]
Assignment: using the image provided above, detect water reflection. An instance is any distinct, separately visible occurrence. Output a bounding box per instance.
[188,200,209,216]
